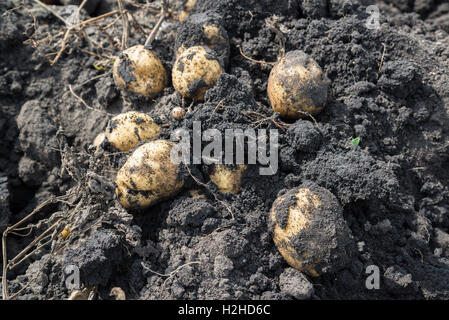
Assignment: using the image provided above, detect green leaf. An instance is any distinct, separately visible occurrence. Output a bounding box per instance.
[351,137,361,147]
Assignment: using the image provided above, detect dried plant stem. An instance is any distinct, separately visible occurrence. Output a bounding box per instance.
[31,0,69,26]
[237,45,276,66]
[117,0,129,50]
[144,0,167,47]
[69,85,113,116]
[2,195,67,300]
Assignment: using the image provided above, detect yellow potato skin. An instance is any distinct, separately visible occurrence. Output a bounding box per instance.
[270,188,323,277]
[210,164,247,194]
[172,46,223,101]
[178,0,196,22]
[189,189,206,199]
[116,140,184,209]
[106,111,160,152]
[268,50,331,120]
[113,45,168,98]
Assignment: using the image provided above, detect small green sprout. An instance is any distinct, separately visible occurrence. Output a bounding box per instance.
[93,59,115,71]
[93,64,104,71]
[351,137,361,147]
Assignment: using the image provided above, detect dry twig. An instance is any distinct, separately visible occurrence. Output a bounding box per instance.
[69,84,113,116]
[144,0,168,47]
[117,0,129,50]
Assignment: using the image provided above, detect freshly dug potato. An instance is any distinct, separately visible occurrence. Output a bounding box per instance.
[209,164,247,194]
[171,107,186,120]
[106,111,160,152]
[270,182,353,277]
[178,0,196,22]
[116,140,184,209]
[175,12,230,66]
[268,50,331,120]
[113,45,168,98]
[172,46,223,101]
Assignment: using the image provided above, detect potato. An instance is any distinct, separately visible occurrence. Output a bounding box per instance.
[209,164,247,194]
[171,107,186,120]
[113,45,168,98]
[172,46,223,101]
[116,140,184,209]
[270,183,353,276]
[175,12,230,66]
[105,111,160,152]
[189,189,206,199]
[178,0,196,22]
[268,50,331,120]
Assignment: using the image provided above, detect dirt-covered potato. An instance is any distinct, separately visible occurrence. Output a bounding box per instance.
[116,140,184,209]
[209,164,247,194]
[270,182,353,277]
[268,50,331,120]
[175,12,230,66]
[113,45,168,98]
[172,46,223,101]
[178,0,196,22]
[171,107,186,120]
[105,111,160,152]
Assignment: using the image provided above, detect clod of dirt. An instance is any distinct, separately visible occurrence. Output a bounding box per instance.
[383,266,415,295]
[113,45,168,98]
[172,45,223,101]
[299,0,328,19]
[268,50,331,119]
[175,11,230,67]
[63,229,122,287]
[270,182,355,277]
[286,120,322,153]
[115,140,185,209]
[434,228,449,257]
[203,73,260,112]
[191,0,299,37]
[17,100,59,168]
[279,267,314,300]
[300,150,398,206]
[166,196,215,230]
[18,156,46,187]
[105,111,161,152]
[213,255,234,278]
[378,60,423,99]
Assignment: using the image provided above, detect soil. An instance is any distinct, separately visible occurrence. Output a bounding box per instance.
[1,0,449,300]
